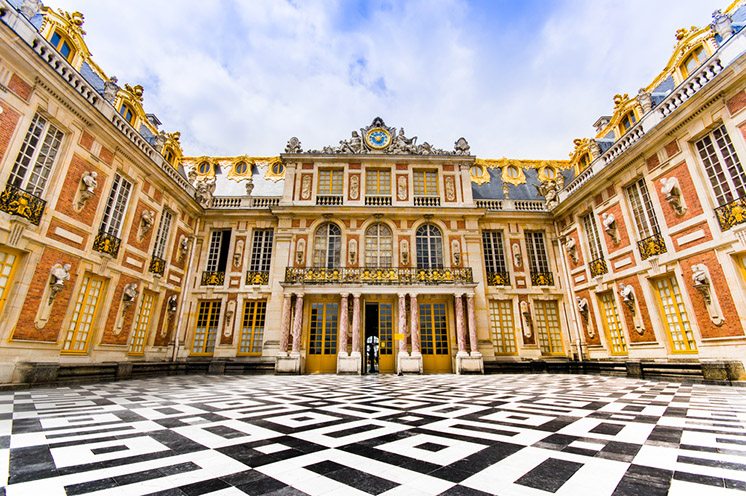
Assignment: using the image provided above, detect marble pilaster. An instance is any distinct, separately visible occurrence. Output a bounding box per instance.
[351,293,361,354]
[455,293,467,355]
[339,293,349,356]
[410,293,420,355]
[467,293,479,355]
[278,294,292,356]
[398,293,408,355]
[291,293,304,354]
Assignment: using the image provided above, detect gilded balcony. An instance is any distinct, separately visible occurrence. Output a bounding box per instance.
[93,231,122,257]
[0,184,47,225]
[486,271,511,286]
[246,270,270,285]
[149,255,166,276]
[589,257,608,277]
[284,266,473,285]
[530,271,554,286]
[637,232,667,260]
[715,195,746,231]
[201,271,225,286]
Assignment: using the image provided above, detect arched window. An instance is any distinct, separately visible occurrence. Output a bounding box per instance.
[619,110,637,134]
[365,223,392,267]
[680,45,706,79]
[50,30,75,62]
[313,223,342,268]
[163,148,175,165]
[119,103,135,125]
[416,224,443,268]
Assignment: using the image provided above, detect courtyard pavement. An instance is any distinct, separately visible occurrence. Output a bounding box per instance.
[0,374,744,495]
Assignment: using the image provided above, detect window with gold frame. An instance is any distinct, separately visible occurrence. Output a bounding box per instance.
[618,110,637,135]
[0,248,19,316]
[318,169,343,195]
[129,292,155,355]
[365,169,391,195]
[238,299,267,355]
[679,45,706,79]
[62,275,106,353]
[413,170,438,196]
[598,292,628,355]
[652,275,698,353]
[118,103,135,125]
[192,300,221,355]
[489,300,516,355]
[534,300,564,355]
[49,30,75,62]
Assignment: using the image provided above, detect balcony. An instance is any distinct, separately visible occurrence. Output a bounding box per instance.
[486,271,511,286]
[365,195,392,206]
[201,271,225,286]
[149,255,166,276]
[637,232,668,260]
[93,231,122,257]
[589,257,608,277]
[316,195,343,206]
[246,270,270,285]
[715,195,746,232]
[284,266,473,285]
[530,271,554,286]
[0,184,47,225]
[414,195,441,207]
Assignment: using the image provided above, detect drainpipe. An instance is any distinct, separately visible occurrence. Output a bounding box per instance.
[171,217,201,362]
[556,233,585,362]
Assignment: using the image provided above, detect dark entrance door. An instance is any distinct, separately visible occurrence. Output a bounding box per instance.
[364,303,379,374]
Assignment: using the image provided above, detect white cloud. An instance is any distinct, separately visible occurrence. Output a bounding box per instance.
[49,0,724,159]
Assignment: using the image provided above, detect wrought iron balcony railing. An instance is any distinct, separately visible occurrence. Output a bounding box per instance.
[284,266,473,285]
[715,195,746,231]
[0,184,47,225]
[530,271,554,286]
[486,270,511,286]
[149,255,166,276]
[246,270,270,285]
[201,271,225,286]
[637,232,667,260]
[93,231,122,257]
[589,257,608,277]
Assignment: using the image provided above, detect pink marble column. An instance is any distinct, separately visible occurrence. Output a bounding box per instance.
[398,293,408,354]
[339,294,349,355]
[351,293,361,354]
[455,293,467,353]
[279,294,292,355]
[409,293,420,354]
[467,293,479,354]
[291,293,304,354]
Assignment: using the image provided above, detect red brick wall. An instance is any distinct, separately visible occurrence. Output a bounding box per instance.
[672,222,712,251]
[646,153,661,172]
[598,202,630,253]
[0,101,21,163]
[567,230,584,268]
[125,200,156,252]
[122,250,146,273]
[79,131,94,151]
[7,73,31,101]
[618,276,656,344]
[53,153,107,225]
[46,217,89,250]
[100,275,140,345]
[727,90,746,115]
[576,289,600,345]
[655,161,703,227]
[99,145,114,166]
[153,290,178,346]
[679,252,744,339]
[12,248,80,342]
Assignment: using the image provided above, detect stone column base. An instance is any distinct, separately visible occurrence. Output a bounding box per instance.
[275,353,301,374]
[456,354,484,374]
[398,352,423,374]
[337,352,361,375]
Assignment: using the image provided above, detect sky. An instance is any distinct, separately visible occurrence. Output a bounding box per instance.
[49,0,724,159]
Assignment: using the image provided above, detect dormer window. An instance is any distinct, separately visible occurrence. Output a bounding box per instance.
[578,153,591,172]
[163,148,175,165]
[680,45,706,79]
[119,103,135,125]
[198,161,211,174]
[619,111,637,134]
[234,161,248,175]
[50,30,74,62]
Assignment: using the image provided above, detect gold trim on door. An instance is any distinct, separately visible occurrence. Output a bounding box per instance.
[534,300,564,356]
[306,301,339,373]
[420,301,451,373]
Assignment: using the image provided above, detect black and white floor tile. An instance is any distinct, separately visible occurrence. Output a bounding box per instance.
[1,374,745,495]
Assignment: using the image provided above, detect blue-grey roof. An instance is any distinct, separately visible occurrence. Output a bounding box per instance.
[80,62,105,93]
[598,139,614,154]
[472,167,573,201]
[651,75,674,97]
[139,124,156,145]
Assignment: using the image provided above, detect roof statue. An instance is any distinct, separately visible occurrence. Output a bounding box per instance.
[291,117,472,156]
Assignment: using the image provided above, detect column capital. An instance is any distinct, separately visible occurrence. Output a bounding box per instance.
[294,292,305,298]
[408,292,419,299]
[397,292,407,299]
[455,292,465,298]
[352,292,362,299]
[283,293,292,300]
[340,293,350,298]
[466,292,475,299]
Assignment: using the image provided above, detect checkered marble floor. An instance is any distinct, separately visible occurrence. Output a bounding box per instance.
[1,374,745,496]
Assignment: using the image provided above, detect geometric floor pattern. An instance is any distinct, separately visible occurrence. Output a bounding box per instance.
[1,374,745,496]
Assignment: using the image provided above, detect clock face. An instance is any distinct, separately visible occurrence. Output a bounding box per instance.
[366,128,391,150]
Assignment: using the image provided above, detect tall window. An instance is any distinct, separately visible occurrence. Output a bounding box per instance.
[680,45,706,79]
[0,249,18,316]
[318,169,343,195]
[653,276,697,353]
[416,224,443,268]
[313,223,341,268]
[525,231,550,274]
[238,300,267,355]
[62,275,105,353]
[50,31,74,61]
[534,300,563,355]
[366,169,391,195]
[695,125,746,206]
[489,300,516,355]
[413,170,438,196]
[599,292,627,355]
[152,210,173,260]
[625,179,660,240]
[129,292,154,355]
[100,174,133,238]
[581,213,604,260]
[482,230,507,278]
[365,223,393,267]
[192,300,221,354]
[7,113,64,197]
[249,229,274,272]
[206,230,231,272]
[619,111,637,134]
[119,103,135,125]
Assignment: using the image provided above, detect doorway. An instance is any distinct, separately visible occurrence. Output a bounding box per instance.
[420,301,452,373]
[306,302,339,374]
[364,302,394,374]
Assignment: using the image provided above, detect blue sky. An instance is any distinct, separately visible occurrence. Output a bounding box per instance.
[50,0,724,159]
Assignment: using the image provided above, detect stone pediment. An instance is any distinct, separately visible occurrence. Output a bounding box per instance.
[284,117,471,156]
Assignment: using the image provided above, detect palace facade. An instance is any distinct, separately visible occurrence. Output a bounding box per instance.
[0,0,745,383]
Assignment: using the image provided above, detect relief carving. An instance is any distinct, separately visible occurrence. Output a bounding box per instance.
[77,171,98,209]
[397,175,407,201]
[444,176,456,202]
[301,175,312,200]
[349,175,360,200]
